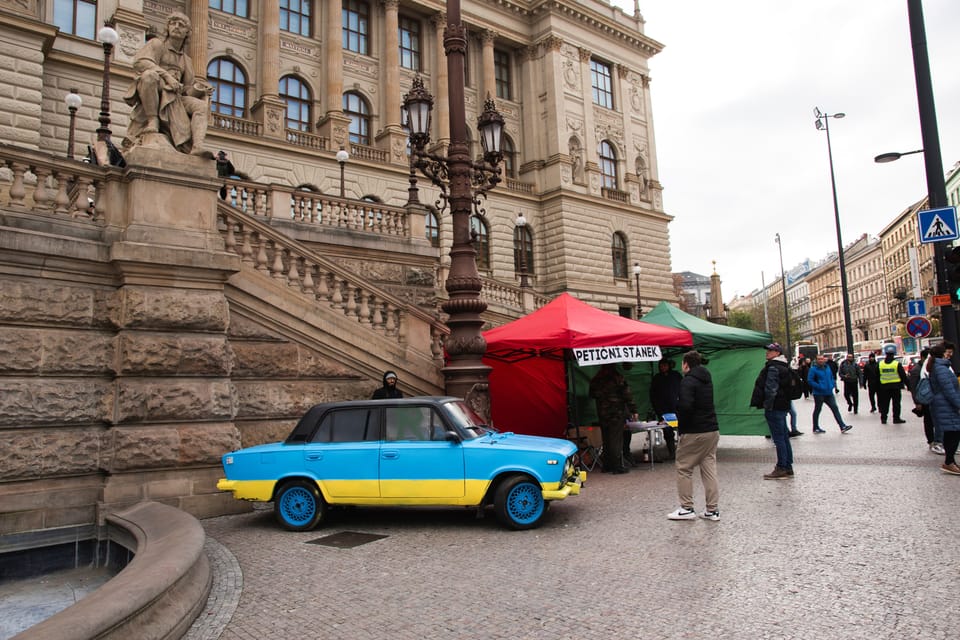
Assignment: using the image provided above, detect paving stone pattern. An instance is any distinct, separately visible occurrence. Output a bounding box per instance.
[193,400,958,640]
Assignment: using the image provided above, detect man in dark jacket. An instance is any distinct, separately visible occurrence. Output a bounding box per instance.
[371,370,404,399]
[667,350,720,521]
[650,358,682,459]
[589,364,637,474]
[838,353,863,413]
[863,353,880,412]
[751,343,795,479]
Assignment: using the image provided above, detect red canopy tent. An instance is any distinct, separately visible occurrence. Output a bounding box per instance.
[482,293,693,437]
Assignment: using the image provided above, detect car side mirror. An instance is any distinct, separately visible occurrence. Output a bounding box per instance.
[444,430,461,443]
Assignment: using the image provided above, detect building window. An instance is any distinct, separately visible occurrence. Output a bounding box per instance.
[501,135,516,179]
[514,225,534,275]
[612,232,628,279]
[590,59,613,109]
[343,91,370,145]
[209,0,249,18]
[208,58,247,117]
[426,209,439,247]
[470,216,490,271]
[399,16,421,71]
[281,0,311,37]
[494,49,511,100]
[342,0,369,55]
[53,0,97,39]
[279,76,311,131]
[598,140,618,190]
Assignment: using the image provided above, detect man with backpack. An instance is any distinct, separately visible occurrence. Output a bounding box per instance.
[750,343,797,479]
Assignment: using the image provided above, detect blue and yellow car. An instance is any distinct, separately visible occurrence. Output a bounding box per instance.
[217,396,586,530]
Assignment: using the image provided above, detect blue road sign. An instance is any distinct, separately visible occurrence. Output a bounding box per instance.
[906,316,932,339]
[918,206,959,244]
[907,299,927,316]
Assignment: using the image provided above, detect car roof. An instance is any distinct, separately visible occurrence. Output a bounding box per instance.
[286,396,465,443]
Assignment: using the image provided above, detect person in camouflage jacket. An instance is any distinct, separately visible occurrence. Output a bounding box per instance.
[589,363,637,474]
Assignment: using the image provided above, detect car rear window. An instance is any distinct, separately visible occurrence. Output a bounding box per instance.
[311,408,378,443]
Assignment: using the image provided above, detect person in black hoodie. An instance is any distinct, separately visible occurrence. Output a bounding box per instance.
[371,370,404,399]
[666,350,720,521]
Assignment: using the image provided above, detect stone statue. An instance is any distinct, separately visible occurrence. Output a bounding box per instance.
[122,12,213,156]
[569,137,583,183]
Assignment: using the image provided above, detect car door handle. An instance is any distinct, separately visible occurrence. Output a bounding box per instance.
[381,451,399,459]
[306,453,323,461]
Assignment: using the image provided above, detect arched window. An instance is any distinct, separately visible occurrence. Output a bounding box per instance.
[514,225,534,275]
[343,91,370,145]
[470,216,490,271]
[279,76,311,131]
[501,135,517,179]
[426,209,439,247]
[208,58,247,117]
[598,140,618,190]
[611,232,628,279]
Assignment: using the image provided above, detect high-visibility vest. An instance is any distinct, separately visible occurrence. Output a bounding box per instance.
[879,360,900,385]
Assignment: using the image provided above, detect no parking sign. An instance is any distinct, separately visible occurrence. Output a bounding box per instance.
[906,316,932,338]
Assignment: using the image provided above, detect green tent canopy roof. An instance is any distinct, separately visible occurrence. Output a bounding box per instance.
[641,301,773,352]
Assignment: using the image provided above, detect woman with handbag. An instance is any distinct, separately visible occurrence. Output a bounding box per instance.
[925,343,960,475]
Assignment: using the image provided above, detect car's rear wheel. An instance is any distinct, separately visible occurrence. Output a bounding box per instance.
[274,480,326,531]
[493,475,546,530]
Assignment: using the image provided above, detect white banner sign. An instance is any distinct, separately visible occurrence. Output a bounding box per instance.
[573,345,662,366]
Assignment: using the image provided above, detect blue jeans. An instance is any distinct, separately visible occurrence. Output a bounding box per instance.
[813,393,846,430]
[764,409,793,470]
[788,401,798,430]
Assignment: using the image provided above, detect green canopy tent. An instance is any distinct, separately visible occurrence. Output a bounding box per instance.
[640,302,774,435]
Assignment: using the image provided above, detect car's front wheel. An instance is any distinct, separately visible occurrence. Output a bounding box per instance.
[493,475,546,530]
[274,480,326,531]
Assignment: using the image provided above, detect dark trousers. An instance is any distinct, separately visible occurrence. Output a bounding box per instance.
[944,431,960,466]
[867,385,877,411]
[601,419,625,471]
[922,408,935,444]
[876,385,902,421]
[842,380,859,412]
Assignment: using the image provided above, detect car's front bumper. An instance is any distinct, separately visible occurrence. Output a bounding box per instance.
[542,469,586,500]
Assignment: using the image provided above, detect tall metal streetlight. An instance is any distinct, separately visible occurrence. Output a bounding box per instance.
[874,0,959,363]
[632,263,643,318]
[336,146,349,198]
[402,2,506,402]
[515,213,530,288]
[64,89,82,160]
[96,24,119,143]
[775,233,792,358]
[814,107,855,355]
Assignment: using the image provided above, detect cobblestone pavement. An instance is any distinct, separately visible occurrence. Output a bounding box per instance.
[193,398,958,640]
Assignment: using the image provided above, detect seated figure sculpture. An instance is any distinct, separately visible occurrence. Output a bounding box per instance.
[123,12,213,156]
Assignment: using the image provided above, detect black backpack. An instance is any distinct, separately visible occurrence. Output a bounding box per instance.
[784,367,804,400]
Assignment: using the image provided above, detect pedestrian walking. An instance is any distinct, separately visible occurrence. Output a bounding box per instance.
[863,352,880,412]
[799,357,812,399]
[589,363,637,474]
[650,358,682,459]
[876,344,908,424]
[808,355,852,434]
[667,350,720,520]
[924,344,960,475]
[371,370,404,399]
[750,342,796,479]
[838,353,863,414]
[909,348,943,454]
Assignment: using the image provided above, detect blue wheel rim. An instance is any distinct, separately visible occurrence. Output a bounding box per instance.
[506,482,544,525]
[279,486,316,525]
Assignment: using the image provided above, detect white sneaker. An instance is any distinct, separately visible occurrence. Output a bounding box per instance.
[667,506,697,520]
[700,510,720,521]
[931,443,945,455]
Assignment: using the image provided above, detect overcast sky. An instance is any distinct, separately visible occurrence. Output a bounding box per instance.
[610,0,960,301]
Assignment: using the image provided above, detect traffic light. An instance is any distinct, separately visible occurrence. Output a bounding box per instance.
[947,245,960,303]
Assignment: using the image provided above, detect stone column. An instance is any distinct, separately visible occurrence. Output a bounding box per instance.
[431,12,449,147]
[480,29,496,102]
[317,0,351,147]
[617,63,641,203]
[376,0,408,163]
[251,0,286,139]
[517,44,539,169]
[188,0,209,78]
[641,74,663,210]
[578,47,600,194]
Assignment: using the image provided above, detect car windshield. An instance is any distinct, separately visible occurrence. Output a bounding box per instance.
[443,400,494,439]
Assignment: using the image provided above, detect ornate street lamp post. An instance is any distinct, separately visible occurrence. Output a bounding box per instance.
[814,107,855,355]
[633,263,642,318]
[402,3,505,404]
[96,24,119,143]
[775,233,792,357]
[515,213,530,288]
[65,89,82,160]
[336,146,349,198]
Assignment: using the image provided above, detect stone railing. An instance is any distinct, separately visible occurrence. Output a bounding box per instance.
[602,187,630,203]
[349,142,389,163]
[286,129,329,151]
[210,113,263,137]
[480,276,550,311]
[218,202,447,355]
[505,178,534,194]
[222,178,409,237]
[0,144,109,223]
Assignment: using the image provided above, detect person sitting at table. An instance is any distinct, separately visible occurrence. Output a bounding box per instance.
[650,357,682,459]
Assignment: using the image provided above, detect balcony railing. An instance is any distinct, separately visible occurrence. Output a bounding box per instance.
[210,113,263,138]
[286,129,329,151]
[602,187,630,203]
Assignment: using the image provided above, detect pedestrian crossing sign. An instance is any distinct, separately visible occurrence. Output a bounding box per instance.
[918,206,959,244]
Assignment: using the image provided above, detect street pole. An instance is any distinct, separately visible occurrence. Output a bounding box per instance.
[776,233,792,358]
[908,0,958,362]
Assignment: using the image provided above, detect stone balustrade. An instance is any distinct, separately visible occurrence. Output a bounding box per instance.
[218,203,446,357]
[0,144,108,223]
[223,178,409,236]
[210,113,263,138]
